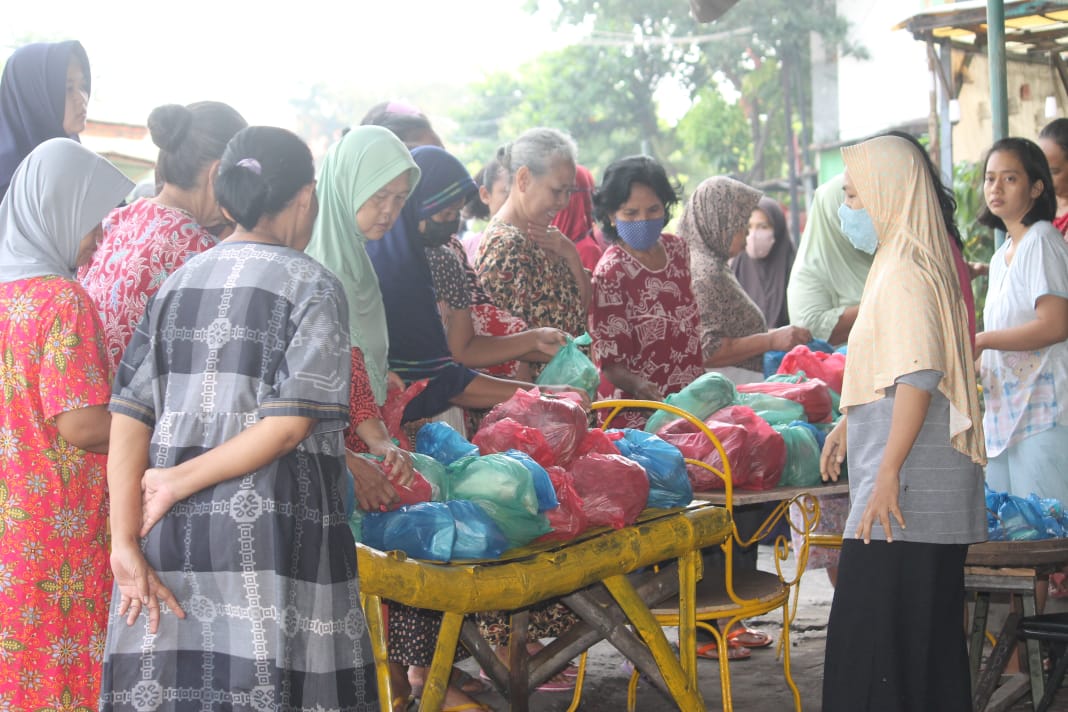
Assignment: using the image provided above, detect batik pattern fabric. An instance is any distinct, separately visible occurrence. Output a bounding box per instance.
[475,219,586,337]
[588,233,705,429]
[99,242,376,712]
[78,199,218,373]
[0,276,112,711]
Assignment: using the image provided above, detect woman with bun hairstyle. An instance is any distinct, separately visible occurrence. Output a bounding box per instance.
[100,127,379,710]
[0,40,91,198]
[80,102,246,372]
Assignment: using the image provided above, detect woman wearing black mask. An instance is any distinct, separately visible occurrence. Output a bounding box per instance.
[365,145,583,423]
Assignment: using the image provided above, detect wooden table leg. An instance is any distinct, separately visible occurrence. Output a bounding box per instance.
[602,573,706,712]
[974,611,1020,712]
[509,609,531,712]
[971,591,990,693]
[420,611,463,712]
[1021,592,1046,711]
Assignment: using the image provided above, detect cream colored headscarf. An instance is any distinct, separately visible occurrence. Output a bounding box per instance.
[840,135,985,464]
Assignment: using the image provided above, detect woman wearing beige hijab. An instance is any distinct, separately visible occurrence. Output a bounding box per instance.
[819,135,986,711]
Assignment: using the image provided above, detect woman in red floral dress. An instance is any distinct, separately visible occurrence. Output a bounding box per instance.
[0,138,131,709]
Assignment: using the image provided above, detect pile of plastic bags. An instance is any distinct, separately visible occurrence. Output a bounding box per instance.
[985,485,1068,541]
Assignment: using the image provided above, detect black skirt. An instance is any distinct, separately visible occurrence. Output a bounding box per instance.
[822,539,970,712]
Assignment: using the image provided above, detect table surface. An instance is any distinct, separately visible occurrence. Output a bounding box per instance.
[691,481,850,506]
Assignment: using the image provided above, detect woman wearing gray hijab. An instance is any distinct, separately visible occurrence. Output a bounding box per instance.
[0,137,131,708]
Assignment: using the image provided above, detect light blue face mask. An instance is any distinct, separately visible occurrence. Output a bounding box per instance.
[615,217,665,252]
[838,203,879,255]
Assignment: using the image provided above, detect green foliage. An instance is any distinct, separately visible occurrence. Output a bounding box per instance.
[954,159,995,327]
[673,84,750,176]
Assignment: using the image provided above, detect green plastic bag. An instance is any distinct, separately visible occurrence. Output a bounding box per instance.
[736,392,806,426]
[773,424,823,487]
[536,333,599,400]
[348,508,364,543]
[411,452,449,501]
[448,454,550,547]
[644,372,739,433]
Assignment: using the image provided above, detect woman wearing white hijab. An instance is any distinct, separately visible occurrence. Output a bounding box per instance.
[0,137,131,709]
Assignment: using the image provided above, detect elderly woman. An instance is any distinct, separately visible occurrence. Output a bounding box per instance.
[733,196,796,328]
[678,176,810,383]
[79,101,247,371]
[475,127,590,338]
[587,155,704,428]
[0,40,91,198]
[786,175,874,346]
[0,139,131,709]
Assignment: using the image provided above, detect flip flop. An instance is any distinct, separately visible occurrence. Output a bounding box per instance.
[696,640,752,661]
[726,626,773,649]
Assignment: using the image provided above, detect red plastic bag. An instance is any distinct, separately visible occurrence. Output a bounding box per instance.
[736,378,834,424]
[472,417,556,466]
[353,453,434,510]
[659,423,748,492]
[479,387,588,466]
[777,346,846,394]
[575,428,623,457]
[569,453,649,529]
[538,466,589,541]
[705,406,786,490]
[381,379,430,450]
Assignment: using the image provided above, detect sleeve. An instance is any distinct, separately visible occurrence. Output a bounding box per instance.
[588,260,635,370]
[692,268,727,357]
[894,369,944,392]
[344,347,383,452]
[476,229,530,322]
[109,306,159,427]
[426,247,470,310]
[1026,228,1068,305]
[786,263,845,342]
[39,287,113,421]
[260,279,351,432]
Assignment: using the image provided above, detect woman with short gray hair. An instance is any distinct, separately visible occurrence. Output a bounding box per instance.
[475,127,590,343]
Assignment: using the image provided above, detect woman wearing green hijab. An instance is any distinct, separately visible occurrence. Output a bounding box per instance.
[305,125,421,489]
[787,173,875,345]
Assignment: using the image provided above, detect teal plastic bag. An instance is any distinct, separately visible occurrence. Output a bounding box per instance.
[736,392,806,426]
[449,454,550,547]
[348,507,364,542]
[645,372,739,433]
[772,424,822,487]
[536,333,599,400]
[411,452,449,501]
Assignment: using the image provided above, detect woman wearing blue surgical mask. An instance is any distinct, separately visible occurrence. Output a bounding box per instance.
[587,155,706,428]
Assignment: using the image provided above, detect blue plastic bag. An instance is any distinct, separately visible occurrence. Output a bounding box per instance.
[998,495,1047,541]
[415,422,479,465]
[503,449,559,512]
[610,429,693,509]
[449,454,551,547]
[1028,493,1067,538]
[361,502,456,561]
[446,500,509,559]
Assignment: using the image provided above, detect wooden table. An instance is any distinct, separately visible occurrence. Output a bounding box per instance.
[966,539,1068,712]
[691,481,850,506]
[357,502,732,712]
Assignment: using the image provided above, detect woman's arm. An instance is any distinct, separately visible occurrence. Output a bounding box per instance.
[55,404,111,453]
[107,413,185,632]
[139,415,315,535]
[702,325,811,368]
[602,363,663,401]
[975,294,1068,355]
[827,306,860,347]
[445,308,564,368]
[855,381,932,543]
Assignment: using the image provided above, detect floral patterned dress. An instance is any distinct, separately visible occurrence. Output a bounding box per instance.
[0,276,112,710]
[78,199,218,373]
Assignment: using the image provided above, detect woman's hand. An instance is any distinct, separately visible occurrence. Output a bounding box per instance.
[632,379,665,402]
[530,328,568,359]
[140,467,184,537]
[855,467,905,544]
[529,225,576,261]
[368,439,415,487]
[110,540,185,633]
[346,449,400,512]
[819,417,847,482]
[768,325,812,352]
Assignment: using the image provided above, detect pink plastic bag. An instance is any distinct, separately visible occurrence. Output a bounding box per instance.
[472,417,556,466]
[659,423,748,492]
[777,347,846,394]
[479,387,588,466]
[575,428,623,457]
[381,379,430,450]
[538,466,589,542]
[569,453,649,529]
[736,378,834,423]
[705,406,786,490]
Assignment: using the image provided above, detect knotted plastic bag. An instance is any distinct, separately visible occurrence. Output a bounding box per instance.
[472,417,555,467]
[539,466,589,541]
[735,391,807,427]
[479,387,588,466]
[772,424,822,488]
[736,378,833,424]
[446,500,510,559]
[569,453,650,529]
[645,372,738,434]
[415,422,479,465]
[536,333,600,400]
[610,428,693,509]
[502,449,559,512]
[448,454,550,547]
[361,502,456,561]
[777,345,846,394]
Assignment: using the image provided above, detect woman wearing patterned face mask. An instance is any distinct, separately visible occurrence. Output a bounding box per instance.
[732,196,796,328]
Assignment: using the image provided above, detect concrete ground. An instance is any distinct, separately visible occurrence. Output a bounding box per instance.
[440,546,1068,712]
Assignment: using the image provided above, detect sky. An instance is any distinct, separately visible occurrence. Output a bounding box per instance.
[1,0,582,130]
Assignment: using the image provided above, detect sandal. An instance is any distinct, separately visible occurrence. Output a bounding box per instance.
[696,640,752,661]
[726,626,773,649]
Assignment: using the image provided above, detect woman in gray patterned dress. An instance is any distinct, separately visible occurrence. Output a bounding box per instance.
[100,127,377,711]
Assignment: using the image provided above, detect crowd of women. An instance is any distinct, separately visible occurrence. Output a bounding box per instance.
[2,38,1067,712]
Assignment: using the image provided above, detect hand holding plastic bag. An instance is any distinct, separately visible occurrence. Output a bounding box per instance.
[536,333,600,400]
